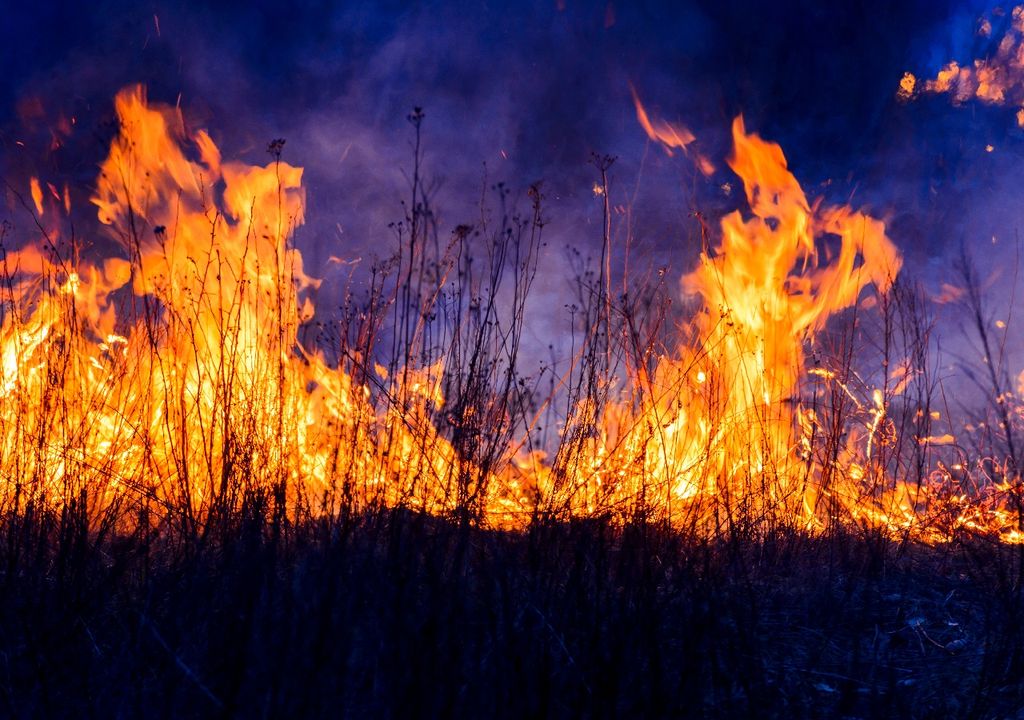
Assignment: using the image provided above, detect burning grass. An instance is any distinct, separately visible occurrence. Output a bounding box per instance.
[2,86,1022,542]
[3,85,1024,716]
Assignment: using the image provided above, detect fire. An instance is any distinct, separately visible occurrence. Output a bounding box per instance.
[2,85,1022,543]
[2,86,465,524]
[902,6,1024,126]
[631,84,696,156]
[580,115,903,529]
[631,86,715,176]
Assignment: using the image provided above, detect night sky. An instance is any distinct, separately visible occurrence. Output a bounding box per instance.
[2,0,1021,366]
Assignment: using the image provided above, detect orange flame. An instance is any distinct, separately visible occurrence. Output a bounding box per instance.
[569,115,905,529]
[2,86,1022,544]
[1,86,469,523]
[903,6,1024,125]
[630,85,715,175]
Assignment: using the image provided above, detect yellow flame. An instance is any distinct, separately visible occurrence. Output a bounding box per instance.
[2,86,1021,544]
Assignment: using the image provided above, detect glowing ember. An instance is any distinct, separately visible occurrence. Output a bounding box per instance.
[902,5,1024,125]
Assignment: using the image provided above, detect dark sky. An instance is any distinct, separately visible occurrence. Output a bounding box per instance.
[1,0,1021,364]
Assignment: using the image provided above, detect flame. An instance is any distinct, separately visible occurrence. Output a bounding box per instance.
[1,86,469,524]
[630,85,716,175]
[903,6,1024,123]
[2,86,1022,544]
[897,72,917,101]
[564,115,907,529]
[631,88,695,155]
[29,178,44,216]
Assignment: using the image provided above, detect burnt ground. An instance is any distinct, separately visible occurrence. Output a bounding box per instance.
[2,505,1024,719]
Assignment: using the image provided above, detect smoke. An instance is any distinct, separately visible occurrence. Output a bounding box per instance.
[3,0,1024,384]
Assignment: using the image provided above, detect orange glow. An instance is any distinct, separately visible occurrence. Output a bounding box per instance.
[897,72,917,101]
[566,115,902,531]
[2,86,467,525]
[631,85,696,156]
[3,86,1022,544]
[631,85,717,175]
[905,6,1024,120]
[29,177,44,216]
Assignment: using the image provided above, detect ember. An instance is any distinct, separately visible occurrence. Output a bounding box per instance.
[902,4,1024,126]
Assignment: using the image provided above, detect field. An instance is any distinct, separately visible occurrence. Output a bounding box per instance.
[3,86,1024,718]
[5,508,1024,718]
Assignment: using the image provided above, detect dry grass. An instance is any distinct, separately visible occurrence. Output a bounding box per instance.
[3,102,1024,718]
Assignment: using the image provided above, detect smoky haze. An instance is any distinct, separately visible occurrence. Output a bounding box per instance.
[2,0,1023,386]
